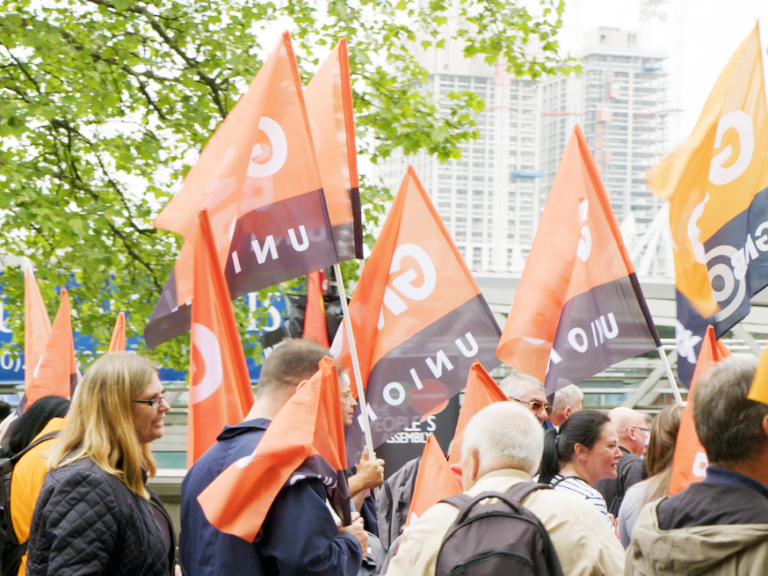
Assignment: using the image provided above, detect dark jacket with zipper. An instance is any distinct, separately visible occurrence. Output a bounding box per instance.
[179,417,361,576]
[627,466,768,576]
[26,456,174,576]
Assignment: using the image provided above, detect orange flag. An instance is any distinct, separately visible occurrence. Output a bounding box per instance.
[108,312,126,353]
[332,166,501,460]
[496,126,660,396]
[145,31,338,348]
[406,435,462,526]
[448,361,508,466]
[198,357,350,541]
[668,325,730,496]
[24,266,51,391]
[187,209,255,467]
[305,38,363,261]
[304,271,330,347]
[27,289,78,407]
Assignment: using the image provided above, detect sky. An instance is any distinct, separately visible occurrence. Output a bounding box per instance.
[560,0,768,148]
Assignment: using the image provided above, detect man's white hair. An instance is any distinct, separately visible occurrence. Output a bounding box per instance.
[552,384,584,414]
[462,401,544,476]
[499,373,544,400]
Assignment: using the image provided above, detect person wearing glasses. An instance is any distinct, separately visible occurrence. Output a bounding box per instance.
[499,373,552,425]
[537,410,623,528]
[595,407,651,518]
[26,352,178,576]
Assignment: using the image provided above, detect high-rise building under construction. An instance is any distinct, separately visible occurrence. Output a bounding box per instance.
[377,27,671,274]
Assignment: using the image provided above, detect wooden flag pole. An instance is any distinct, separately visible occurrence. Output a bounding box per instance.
[333,263,376,459]
[657,346,685,406]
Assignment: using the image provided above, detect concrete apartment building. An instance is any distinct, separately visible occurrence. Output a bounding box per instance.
[377,27,670,274]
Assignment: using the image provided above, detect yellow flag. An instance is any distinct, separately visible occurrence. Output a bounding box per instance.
[749,343,768,404]
[649,24,768,323]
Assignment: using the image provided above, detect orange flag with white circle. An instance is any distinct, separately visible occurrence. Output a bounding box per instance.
[406,435,461,527]
[305,38,363,261]
[497,125,661,396]
[24,266,51,391]
[27,289,78,407]
[145,31,338,348]
[187,209,255,467]
[668,325,730,496]
[198,357,350,541]
[448,361,509,466]
[332,166,501,461]
[108,312,126,353]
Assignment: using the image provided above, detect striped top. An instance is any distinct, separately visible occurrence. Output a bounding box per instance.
[547,474,613,526]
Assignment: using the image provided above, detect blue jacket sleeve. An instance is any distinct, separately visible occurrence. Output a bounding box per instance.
[258,478,362,576]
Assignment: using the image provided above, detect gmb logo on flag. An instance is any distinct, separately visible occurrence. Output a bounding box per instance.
[651,25,768,342]
[689,109,768,328]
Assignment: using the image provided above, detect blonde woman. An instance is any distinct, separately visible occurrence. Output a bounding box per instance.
[26,353,176,576]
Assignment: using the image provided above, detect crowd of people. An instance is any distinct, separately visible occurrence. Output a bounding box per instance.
[2,340,768,575]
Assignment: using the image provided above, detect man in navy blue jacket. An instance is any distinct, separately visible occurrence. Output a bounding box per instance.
[180,339,366,576]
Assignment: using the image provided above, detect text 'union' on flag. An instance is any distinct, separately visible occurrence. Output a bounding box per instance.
[648,25,768,385]
[145,31,338,348]
[332,166,502,463]
[497,125,661,397]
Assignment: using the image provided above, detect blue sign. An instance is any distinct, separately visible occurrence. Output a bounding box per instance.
[0,293,288,387]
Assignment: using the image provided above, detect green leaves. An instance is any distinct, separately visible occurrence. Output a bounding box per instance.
[0,0,574,373]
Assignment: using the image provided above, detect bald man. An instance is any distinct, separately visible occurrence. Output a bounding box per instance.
[611,407,650,457]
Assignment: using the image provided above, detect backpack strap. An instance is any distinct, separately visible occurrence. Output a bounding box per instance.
[440,482,551,524]
[502,481,552,504]
[10,431,60,464]
[2,540,27,576]
[440,493,472,510]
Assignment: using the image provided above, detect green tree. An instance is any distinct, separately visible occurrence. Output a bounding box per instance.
[0,0,576,372]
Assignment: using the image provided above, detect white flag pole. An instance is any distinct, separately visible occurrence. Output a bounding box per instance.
[657,346,685,406]
[333,263,376,458]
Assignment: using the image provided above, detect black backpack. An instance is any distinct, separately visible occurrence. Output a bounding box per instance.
[435,482,565,576]
[0,431,59,576]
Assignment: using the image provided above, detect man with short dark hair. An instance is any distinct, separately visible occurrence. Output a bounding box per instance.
[179,339,367,576]
[627,357,768,576]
